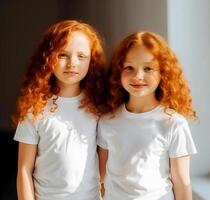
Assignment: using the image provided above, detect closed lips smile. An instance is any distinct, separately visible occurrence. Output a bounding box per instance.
[130,83,147,88]
[64,71,79,75]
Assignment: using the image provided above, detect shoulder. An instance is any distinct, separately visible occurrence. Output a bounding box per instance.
[169,109,188,127]
[152,106,189,134]
[98,106,124,124]
[20,99,53,125]
[158,106,188,124]
[160,107,190,135]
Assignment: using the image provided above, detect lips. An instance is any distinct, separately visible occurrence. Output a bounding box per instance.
[130,83,147,88]
[64,71,79,75]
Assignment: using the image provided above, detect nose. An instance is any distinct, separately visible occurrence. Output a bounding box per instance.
[67,55,78,68]
[134,69,144,80]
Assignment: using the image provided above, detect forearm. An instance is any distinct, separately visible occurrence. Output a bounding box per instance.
[17,170,35,200]
[173,184,192,200]
[98,147,108,183]
[170,156,192,200]
[99,167,106,183]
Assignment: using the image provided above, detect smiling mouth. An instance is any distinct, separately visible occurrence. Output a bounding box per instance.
[130,83,147,88]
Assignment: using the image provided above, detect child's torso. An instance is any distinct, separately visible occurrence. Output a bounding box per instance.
[17,96,100,200]
[101,105,176,200]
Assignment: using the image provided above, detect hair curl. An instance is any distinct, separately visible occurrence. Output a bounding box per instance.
[12,20,106,126]
[106,31,197,120]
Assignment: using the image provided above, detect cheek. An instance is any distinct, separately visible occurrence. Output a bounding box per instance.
[78,61,91,77]
[59,59,66,65]
[55,60,67,70]
[53,68,60,80]
[120,72,125,84]
[121,71,128,81]
[149,75,161,87]
[121,73,129,88]
[53,65,60,75]
[82,58,91,71]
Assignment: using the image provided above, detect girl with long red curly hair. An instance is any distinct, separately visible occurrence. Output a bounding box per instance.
[13,20,105,200]
[97,31,197,200]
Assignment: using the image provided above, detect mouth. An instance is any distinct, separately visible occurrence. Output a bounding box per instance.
[130,83,147,88]
[64,71,79,75]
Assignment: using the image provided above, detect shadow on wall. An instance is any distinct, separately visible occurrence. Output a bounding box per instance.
[0,130,18,200]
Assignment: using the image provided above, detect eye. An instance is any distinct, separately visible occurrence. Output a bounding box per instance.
[144,66,154,73]
[58,53,68,59]
[123,66,134,71]
[78,53,87,59]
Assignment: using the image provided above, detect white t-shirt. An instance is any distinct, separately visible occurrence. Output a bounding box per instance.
[97,105,197,200]
[14,94,100,200]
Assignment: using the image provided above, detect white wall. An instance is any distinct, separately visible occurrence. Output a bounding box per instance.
[167,0,210,176]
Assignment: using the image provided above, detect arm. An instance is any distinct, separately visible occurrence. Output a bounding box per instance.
[98,146,108,197]
[17,142,37,200]
[98,146,108,183]
[170,156,192,200]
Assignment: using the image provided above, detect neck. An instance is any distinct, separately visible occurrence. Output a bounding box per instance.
[57,82,81,97]
[126,94,160,113]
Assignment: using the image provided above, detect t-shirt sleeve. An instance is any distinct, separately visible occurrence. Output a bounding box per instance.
[168,121,197,158]
[14,114,39,145]
[97,119,108,149]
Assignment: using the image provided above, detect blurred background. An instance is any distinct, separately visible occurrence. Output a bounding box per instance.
[0,0,209,199]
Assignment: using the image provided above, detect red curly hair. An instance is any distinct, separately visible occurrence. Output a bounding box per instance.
[106,31,196,120]
[12,20,106,126]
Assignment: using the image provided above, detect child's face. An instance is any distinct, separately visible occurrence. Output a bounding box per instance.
[121,45,161,99]
[54,31,91,90]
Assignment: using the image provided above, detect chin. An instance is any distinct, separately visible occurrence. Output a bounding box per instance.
[129,90,147,96]
[132,93,147,97]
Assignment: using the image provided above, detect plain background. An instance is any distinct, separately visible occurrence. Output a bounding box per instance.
[0,0,209,199]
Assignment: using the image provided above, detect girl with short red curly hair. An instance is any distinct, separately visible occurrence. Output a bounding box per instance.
[97,31,197,200]
[13,20,105,200]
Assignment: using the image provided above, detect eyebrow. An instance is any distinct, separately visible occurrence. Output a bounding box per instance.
[59,50,69,53]
[77,51,89,54]
[124,61,154,65]
[143,62,154,65]
[124,61,133,64]
[59,50,89,54]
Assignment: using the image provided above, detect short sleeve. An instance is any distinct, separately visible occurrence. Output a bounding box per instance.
[168,121,197,158]
[14,114,39,145]
[97,119,108,149]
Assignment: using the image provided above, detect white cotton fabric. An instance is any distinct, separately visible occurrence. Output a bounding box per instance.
[97,104,197,200]
[14,94,100,200]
